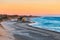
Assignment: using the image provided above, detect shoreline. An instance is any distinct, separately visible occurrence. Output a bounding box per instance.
[28,20,60,34]
[14,22,60,40]
[1,20,60,40]
[28,24,60,34]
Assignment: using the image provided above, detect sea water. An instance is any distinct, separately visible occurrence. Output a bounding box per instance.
[30,17,60,32]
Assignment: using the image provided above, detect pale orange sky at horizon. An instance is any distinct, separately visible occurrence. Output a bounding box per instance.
[0,0,60,16]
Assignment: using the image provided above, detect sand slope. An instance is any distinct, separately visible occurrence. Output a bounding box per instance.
[0,24,14,40]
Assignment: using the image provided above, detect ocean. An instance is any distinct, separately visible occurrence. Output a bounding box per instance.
[29,17,60,32]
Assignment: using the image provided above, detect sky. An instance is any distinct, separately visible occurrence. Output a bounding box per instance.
[0,0,60,16]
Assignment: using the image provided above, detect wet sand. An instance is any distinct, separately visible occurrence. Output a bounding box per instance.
[14,22,60,40]
[1,21,60,40]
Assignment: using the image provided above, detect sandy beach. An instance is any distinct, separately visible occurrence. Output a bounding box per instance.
[1,0,60,40]
[0,24,15,40]
[1,20,60,40]
[14,22,60,40]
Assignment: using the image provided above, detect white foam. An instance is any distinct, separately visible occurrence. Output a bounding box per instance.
[29,22,38,25]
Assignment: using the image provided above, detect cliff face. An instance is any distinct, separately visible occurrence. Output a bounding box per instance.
[0,25,15,40]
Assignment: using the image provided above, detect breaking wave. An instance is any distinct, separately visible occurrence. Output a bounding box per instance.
[30,17,60,32]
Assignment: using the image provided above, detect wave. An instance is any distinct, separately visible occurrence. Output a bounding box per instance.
[29,22,38,25]
[29,17,60,32]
